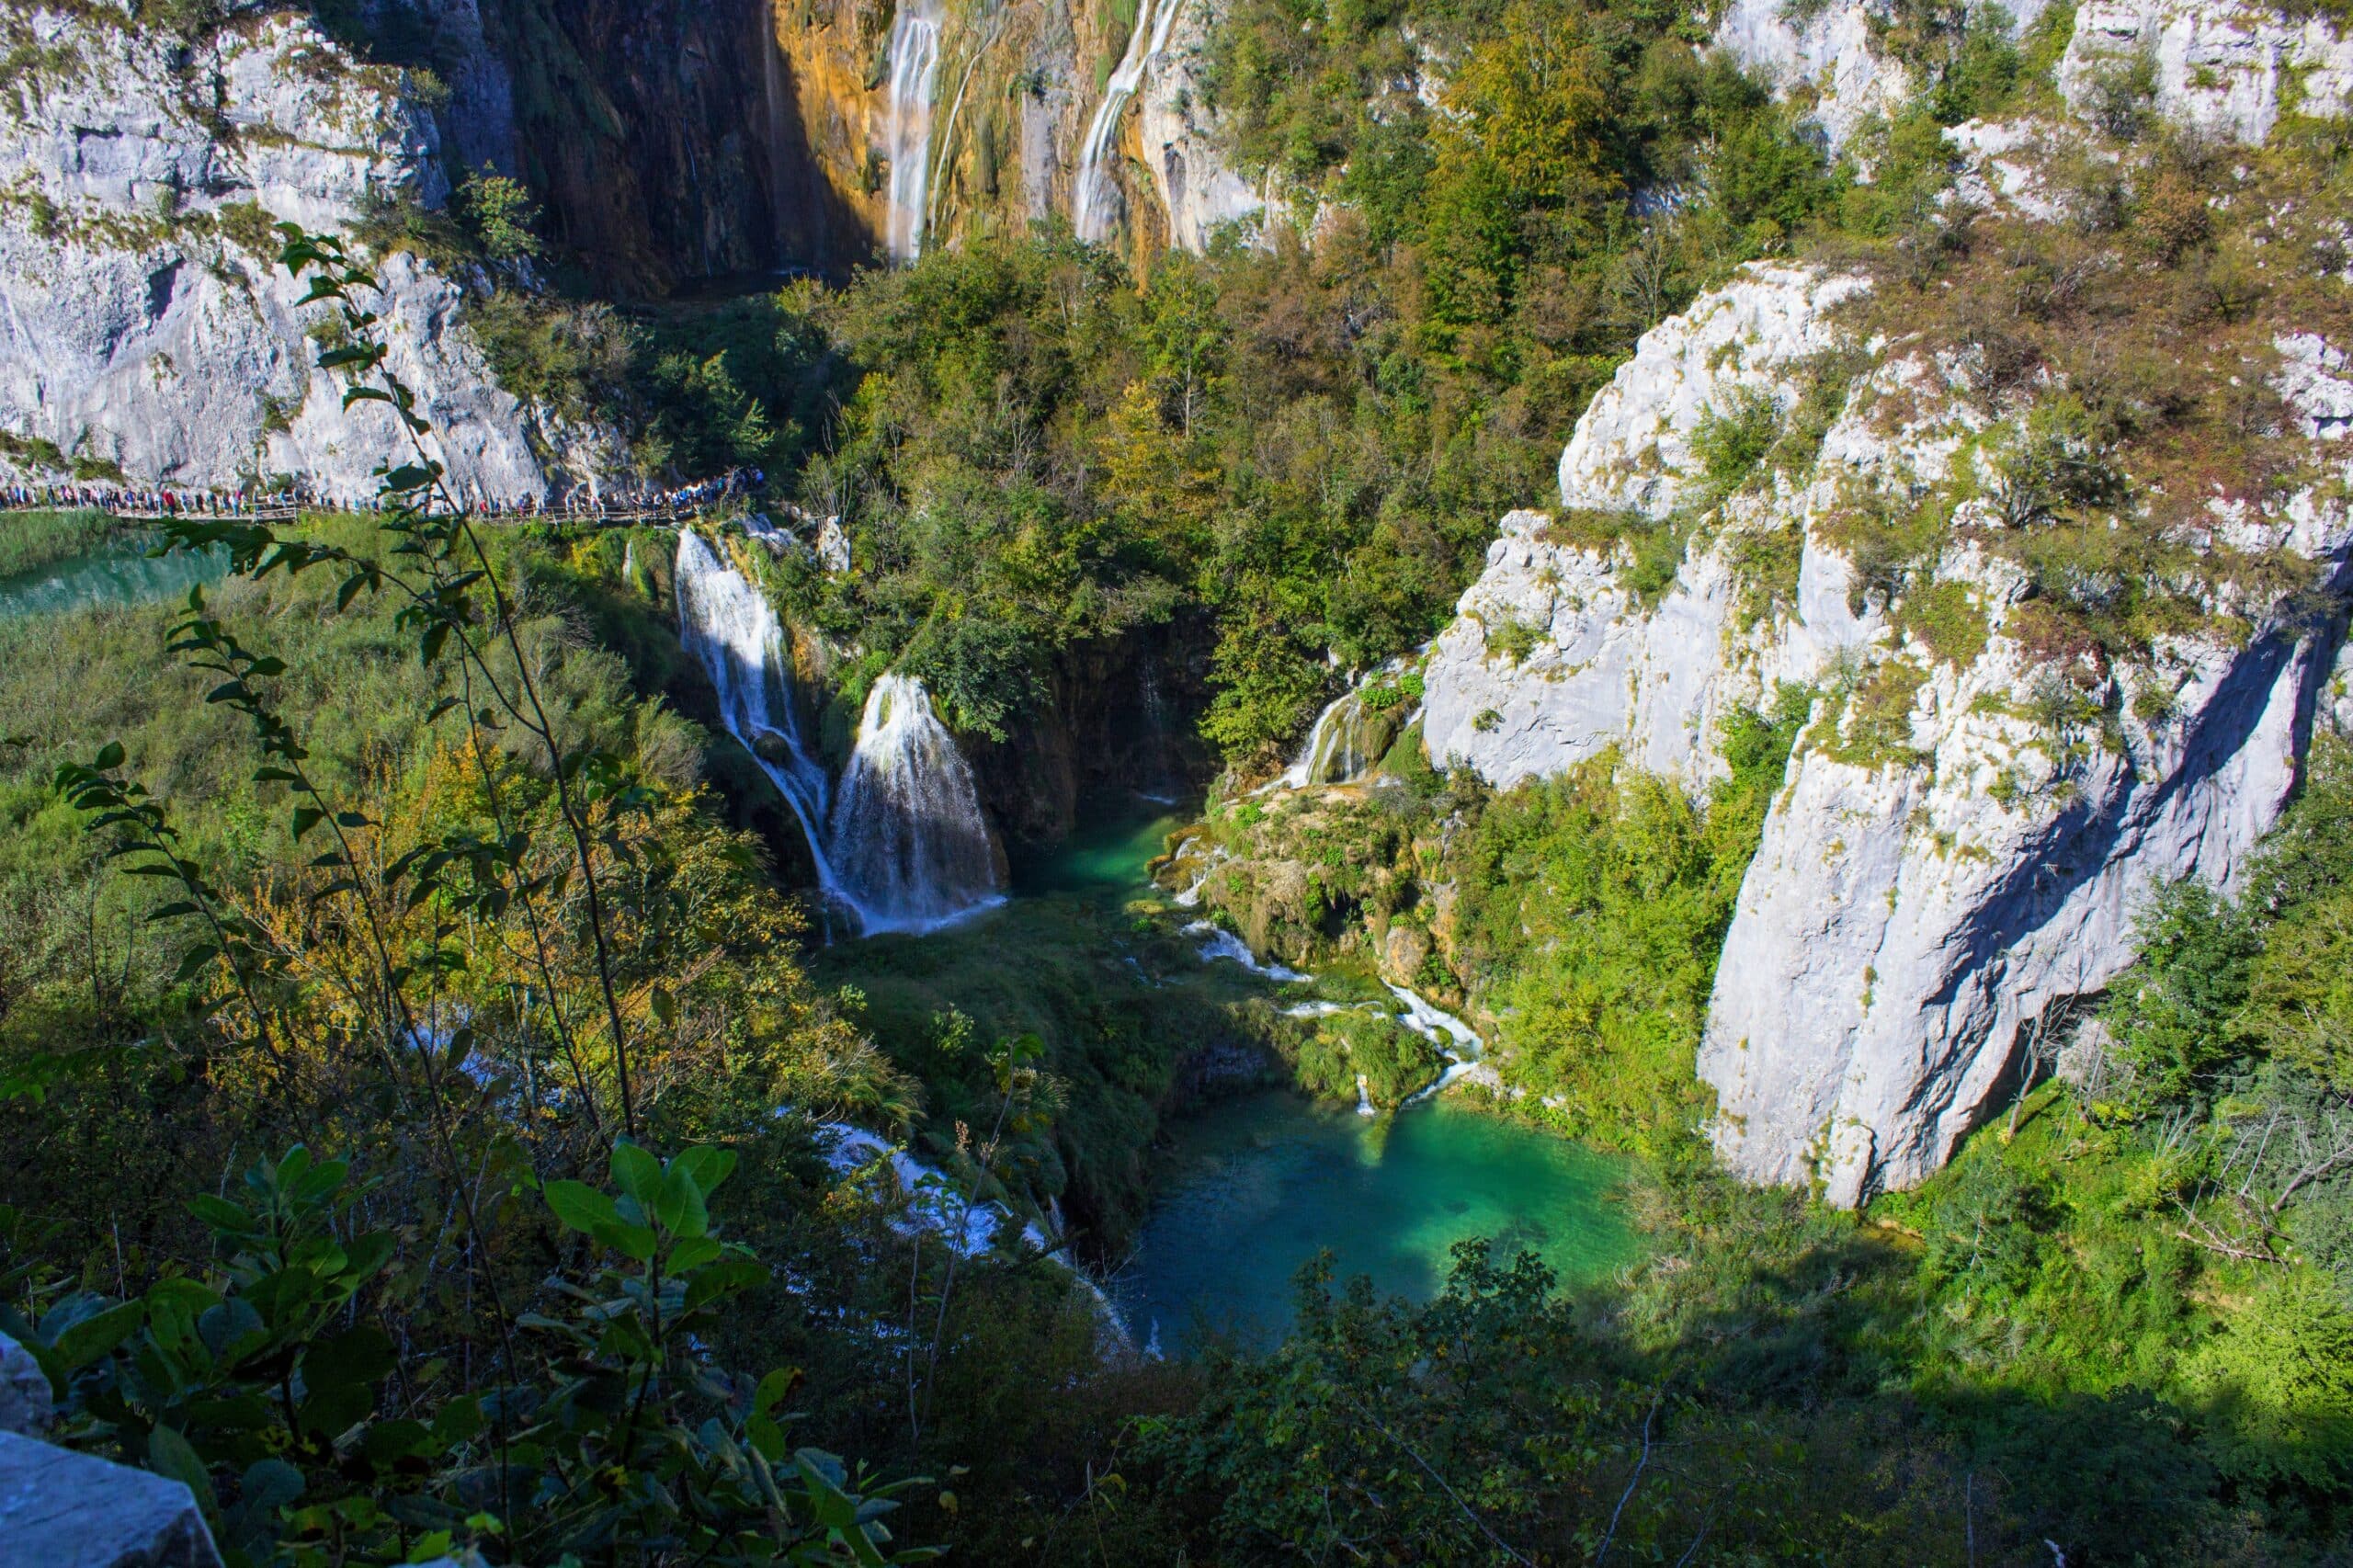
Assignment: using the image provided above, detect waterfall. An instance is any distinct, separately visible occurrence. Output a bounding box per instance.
[1273,653,1425,790]
[829,673,1005,932]
[675,529,1003,934]
[1072,0,1184,244]
[882,0,945,264]
[675,528,840,887]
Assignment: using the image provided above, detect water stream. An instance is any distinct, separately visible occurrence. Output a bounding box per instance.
[1072,0,1185,244]
[0,536,227,619]
[674,528,1002,934]
[881,0,946,264]
[828,673,1005,932]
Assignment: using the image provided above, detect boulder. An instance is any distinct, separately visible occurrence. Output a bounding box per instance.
[0,1334,50,1437]
[0,1429,222,1567]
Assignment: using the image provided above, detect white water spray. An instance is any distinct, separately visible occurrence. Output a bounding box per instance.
[829,674,1005,933]
[675,528,839,882]
[1278,655,1420,790]
[882,0,945,263]
[676,531,1003,934]
[1072,0,1184,244]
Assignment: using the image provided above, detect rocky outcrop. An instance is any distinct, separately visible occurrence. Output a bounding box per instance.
[2058,0,2353,143]
[0,1334,49,1438]
[1422,265,1875,790]
[1704,608,2333,1203]
[0,1429,223,1568]
[1137,0,1264,252]
[1711,0,1916,150]
[0,9,553,501]
[1420,212,2350,1202]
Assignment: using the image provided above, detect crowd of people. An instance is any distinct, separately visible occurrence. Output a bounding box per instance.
[0,468,766,522]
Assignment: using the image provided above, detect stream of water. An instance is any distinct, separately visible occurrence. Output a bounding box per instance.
[0,536,227,619]
[1072,0,1184,244]
[1009,801,1637,1354]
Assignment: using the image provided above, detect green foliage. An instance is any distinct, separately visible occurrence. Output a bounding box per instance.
[456,167,541,263]
[2100,875,2258,1108]
[1453,694,1803,1150]
[0,510,121,577]
[1689,386,1782,501]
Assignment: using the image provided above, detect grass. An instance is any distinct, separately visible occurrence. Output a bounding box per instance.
[0,511,125,577]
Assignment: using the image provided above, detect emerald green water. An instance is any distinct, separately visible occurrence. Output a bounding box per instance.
[0,537,228,619]
[1114,1091,1636,1352]
[831,789,1640,1354]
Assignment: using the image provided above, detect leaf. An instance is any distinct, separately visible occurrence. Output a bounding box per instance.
[654,1163,710,1239]
[147,1425,213,1516]
[753,1366,801,1419]
[52,1299,143,1369]
[239,1457,304,1518]
[608,1142,662,1206]
[187,1194,250,1233]
[94,741,125,770]
[290,806,324,840]
[543,1179,619,1235]
[667,1235,722,1271]
[650,986,676,1025]
[674,1146,738,1199]
[592,1220,659,1263]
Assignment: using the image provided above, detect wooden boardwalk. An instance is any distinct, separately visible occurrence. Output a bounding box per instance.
[3,502,717,528]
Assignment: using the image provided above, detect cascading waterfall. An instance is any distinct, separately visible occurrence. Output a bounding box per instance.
[1072,0,1185,243]
[882,0,945,264]
[828,673,1004,932]
[674,528,839,883]
[1279,655,1419,789]
[675,530,1003,934]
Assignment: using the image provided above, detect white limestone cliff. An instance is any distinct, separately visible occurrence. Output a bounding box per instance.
[1422,265,1876,790]
[2058,0,2353,142]
[1711,0,1919,150]
[1138,0,1266,251]
[1421,229,2350,1203]
[0,9,553,502]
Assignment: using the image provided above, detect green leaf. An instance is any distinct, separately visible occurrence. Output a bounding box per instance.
[674,1146,738,1199]
[94,741,125,770]
[609,1142,662,1206]
[654,1163,710,1239]
[543,1179,618,1235]
[592,1220,658,1263]
[187,1193,250,1233]
[147,1425,213,1515]
[667,1235,722,1271]
[53,1299,143,1369]
[753,1366,801,1418]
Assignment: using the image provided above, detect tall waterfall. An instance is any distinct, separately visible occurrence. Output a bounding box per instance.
[675,529,838,874]
[829,674,1004,932]
[882,0,945,264]
[675,530,1003,934]
[1072,0,1184,244]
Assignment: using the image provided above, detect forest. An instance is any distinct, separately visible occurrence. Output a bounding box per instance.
[2,0,2352,1562]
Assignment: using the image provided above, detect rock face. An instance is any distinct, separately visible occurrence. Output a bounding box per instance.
[0,1334,49,1438]
[1421,220,2349,1202]
[2058,0,2353,142]
[1710,0,1915,149]
[1137,0,1265,252]
[0,1429,223,1568]
[0,9,552,501]
[1422,265,1875,790]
